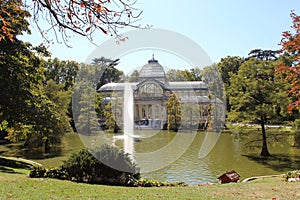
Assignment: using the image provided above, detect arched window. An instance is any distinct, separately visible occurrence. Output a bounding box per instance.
[139,82,163,98]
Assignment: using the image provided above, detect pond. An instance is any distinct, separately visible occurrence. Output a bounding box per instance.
[137,129,300,184]
[1,128,299,185]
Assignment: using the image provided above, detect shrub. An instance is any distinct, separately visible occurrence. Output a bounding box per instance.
[61,145,140,186]
[134,178,187,187]
[284,170,300,181]
[29,167,69,180]
[293,119,300,131]
[29,165,46,178]
[45,168,68,180]
[292,120,300,146]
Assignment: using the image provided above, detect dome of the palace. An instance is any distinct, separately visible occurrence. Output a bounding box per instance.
[138,56,166,81]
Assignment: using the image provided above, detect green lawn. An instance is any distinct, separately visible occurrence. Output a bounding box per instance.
[1,157,300,200]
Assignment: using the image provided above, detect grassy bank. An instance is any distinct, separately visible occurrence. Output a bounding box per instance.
[1,157,300,200]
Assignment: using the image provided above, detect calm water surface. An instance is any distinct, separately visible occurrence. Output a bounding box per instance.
[1,130,299,185]
[130,130,300,184]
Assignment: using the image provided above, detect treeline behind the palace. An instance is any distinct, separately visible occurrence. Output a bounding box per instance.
[2,48,299,153]
[98,52,299,134]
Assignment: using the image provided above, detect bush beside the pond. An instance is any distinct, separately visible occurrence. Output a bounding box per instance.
[29,165,46,178]
[134,178,186,187]
[61,145,140,186]
[45,168,68,180]
[29,145,140,186]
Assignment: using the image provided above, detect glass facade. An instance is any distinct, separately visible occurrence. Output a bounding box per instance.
[139,82,164,98]
[98,56,211,130]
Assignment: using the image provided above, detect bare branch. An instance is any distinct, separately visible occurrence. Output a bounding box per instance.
[25,0,144,46]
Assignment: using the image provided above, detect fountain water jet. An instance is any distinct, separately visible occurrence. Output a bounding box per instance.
[123,83,134,159]
[113,83,141,160]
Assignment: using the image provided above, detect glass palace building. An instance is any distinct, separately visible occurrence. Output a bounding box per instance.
[98,56,213,130]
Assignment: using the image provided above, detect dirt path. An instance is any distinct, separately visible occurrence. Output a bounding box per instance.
[242,174,284,182]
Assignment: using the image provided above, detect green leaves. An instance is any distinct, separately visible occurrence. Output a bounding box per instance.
[166,94,181,131]
[228,57,290,124]
[166,68,202,82]
[0,28,74,150]
[60,145,140,185]
[44,58,79,91]
[0,0,31,42]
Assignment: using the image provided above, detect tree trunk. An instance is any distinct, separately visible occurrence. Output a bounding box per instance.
[260,115,271,156]
[44,138,50,153]
[114,122,118,133]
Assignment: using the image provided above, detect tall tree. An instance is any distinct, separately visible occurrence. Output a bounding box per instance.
[73,61,123,134]
[217,56,243,86]
[166,68,202,82]
[166,69,186,81]
[228,57,289,156]
[189,67,203,81]
[201,64,225,100]
[180,101,200,130]
[44,58,80,131]
[44,79,72,132]
[0,0,70,151]
[217,56,244,112]
[92,57,123,89]
[104,101,115,132]
[44,58,79,91]
[126,70,140,82]
[72,63,103,134]
[247,49,278,61]
[76,85,99,135]
[166,93,181,132]
[277,11,300,111]
[103,96,122,133]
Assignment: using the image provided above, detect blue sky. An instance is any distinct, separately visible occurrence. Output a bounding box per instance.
[21,0,299,74]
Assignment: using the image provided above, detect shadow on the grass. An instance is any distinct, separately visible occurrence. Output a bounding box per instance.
[244,153,300,172]
[0,166,24,174]
[0,157,33,174]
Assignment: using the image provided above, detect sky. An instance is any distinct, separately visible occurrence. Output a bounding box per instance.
[21,0,299,75]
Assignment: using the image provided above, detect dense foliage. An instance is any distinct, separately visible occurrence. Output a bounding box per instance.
[166,94,181,131]
[277,11,300,111]
[0,0,30,41]
[72,60,123,134]
[0,1,80,151]
[228,56,289,156]
[30,145,140,186]
[166,68,202,82]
